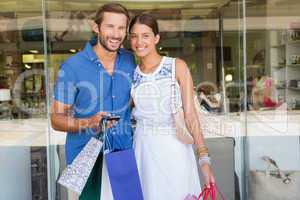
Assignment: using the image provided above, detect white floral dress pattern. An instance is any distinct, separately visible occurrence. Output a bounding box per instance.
[131,56,201,200]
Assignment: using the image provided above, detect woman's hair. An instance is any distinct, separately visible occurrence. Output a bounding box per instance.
[129,13,159,35]
[94,3,130,26]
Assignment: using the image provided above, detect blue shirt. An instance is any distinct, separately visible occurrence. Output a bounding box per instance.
[53,40,136,164]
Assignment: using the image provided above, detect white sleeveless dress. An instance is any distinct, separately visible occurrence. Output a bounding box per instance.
[131,56,201,200]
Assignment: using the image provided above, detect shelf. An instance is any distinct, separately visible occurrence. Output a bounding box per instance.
[21,92,43,97]
[272,65,286,69]
[287,40,300,45]
[271,44,285,48]
[247,64,263,69]
[276,87,286,90]
[287,64,300,68]
[288,87,300,91]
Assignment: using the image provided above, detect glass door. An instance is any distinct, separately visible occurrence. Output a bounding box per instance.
[45,1,246,199]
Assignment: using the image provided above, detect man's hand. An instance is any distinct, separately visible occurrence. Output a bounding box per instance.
[85,112,111,131]
[51,100,116,133]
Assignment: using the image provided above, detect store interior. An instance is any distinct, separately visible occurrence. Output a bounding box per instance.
[0,1,300,200]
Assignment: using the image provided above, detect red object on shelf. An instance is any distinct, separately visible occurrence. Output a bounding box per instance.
[263,97,278,107]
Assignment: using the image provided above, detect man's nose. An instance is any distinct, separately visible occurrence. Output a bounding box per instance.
[112,28,122,38]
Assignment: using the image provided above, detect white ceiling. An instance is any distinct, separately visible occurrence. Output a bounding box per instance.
[1,0,300,23]
[0,0,230,15]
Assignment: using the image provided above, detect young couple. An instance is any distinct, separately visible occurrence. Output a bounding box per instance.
[51,3,215,200]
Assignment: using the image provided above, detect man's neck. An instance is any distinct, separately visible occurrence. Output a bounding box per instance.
[93,42,117,62]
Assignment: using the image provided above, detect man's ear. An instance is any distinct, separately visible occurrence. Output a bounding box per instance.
[155,34,160,44]
[91,21,100,34]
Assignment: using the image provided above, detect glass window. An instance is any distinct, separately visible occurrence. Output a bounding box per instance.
[245,1,300,200]
[0,1,48,200]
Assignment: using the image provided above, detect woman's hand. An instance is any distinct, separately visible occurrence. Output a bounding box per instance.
[200,163,215,187]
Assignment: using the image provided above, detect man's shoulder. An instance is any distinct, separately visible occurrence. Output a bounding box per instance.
[119,48,135,60]
[63,51,89,67]
[119,48,136,71]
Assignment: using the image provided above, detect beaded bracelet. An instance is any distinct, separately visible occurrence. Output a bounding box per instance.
[198,155,211,166]
[196,146,209,157]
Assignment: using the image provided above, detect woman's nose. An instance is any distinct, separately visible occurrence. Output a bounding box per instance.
[137,36,143,45]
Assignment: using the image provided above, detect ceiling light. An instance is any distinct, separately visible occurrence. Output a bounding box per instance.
[225,74,233,82]
[29,50,39,54]
[69,49,77,53]
[24,64,31,69]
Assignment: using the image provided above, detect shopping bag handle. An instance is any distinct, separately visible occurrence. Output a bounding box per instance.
[197,183,225,200]
[99,117,113,153]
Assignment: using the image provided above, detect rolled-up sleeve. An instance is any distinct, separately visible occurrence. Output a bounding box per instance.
[53,63,77,105]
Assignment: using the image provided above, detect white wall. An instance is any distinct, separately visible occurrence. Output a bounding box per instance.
[0,147,32,200]
[248,136,300,170]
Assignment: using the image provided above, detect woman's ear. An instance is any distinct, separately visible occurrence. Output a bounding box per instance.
[155,34,160,44]
[91,21,100,34]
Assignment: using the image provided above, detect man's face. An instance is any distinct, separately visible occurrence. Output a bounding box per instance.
[97,12,127,52]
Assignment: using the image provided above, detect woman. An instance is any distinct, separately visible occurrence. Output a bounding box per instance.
[129,13,215,199]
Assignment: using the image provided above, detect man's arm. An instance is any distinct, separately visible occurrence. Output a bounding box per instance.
[51,100,108,133]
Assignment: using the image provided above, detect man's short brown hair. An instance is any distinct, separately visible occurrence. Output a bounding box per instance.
[94,3,130,26]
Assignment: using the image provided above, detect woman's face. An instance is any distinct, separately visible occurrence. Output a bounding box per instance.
[130,23,159,58]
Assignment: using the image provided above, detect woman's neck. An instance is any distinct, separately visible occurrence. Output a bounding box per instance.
[139,53,162,73]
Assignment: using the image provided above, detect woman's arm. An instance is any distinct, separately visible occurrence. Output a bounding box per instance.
[175,58,205,147]
[175,58,215,185]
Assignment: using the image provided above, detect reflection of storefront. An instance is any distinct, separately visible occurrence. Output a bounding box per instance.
[0,1,300,200]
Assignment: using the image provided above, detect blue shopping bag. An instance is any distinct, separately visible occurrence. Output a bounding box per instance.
[105,149,144,200]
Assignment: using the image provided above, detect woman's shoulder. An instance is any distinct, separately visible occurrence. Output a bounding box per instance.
[170,57,188,74]
[175,58,187,67]
[163,56,187,68]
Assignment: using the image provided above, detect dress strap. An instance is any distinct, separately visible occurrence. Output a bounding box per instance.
[171,58,177,114]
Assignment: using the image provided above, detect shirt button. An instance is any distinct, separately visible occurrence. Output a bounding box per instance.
[112,95,116,98]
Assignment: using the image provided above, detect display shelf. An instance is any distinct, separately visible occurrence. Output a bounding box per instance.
[269,30,300,108]
[287,40,300,45]
[272,65,286,69]
[271,44,285,48]
[288,87,300,91]
[276,86,286,90]
[287,64,300,68]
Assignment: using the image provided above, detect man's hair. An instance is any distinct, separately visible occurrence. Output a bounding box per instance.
[94,3,130,26]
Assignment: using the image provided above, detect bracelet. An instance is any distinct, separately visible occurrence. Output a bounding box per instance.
[196,145,209,157]
[198,155,211,166]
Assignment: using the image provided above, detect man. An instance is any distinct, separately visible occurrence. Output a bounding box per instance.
[51,3,135,200]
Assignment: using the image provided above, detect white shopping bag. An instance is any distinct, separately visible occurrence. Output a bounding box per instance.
[58,137,103,194]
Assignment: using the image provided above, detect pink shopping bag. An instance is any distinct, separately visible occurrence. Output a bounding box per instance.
[196,183,225,200]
